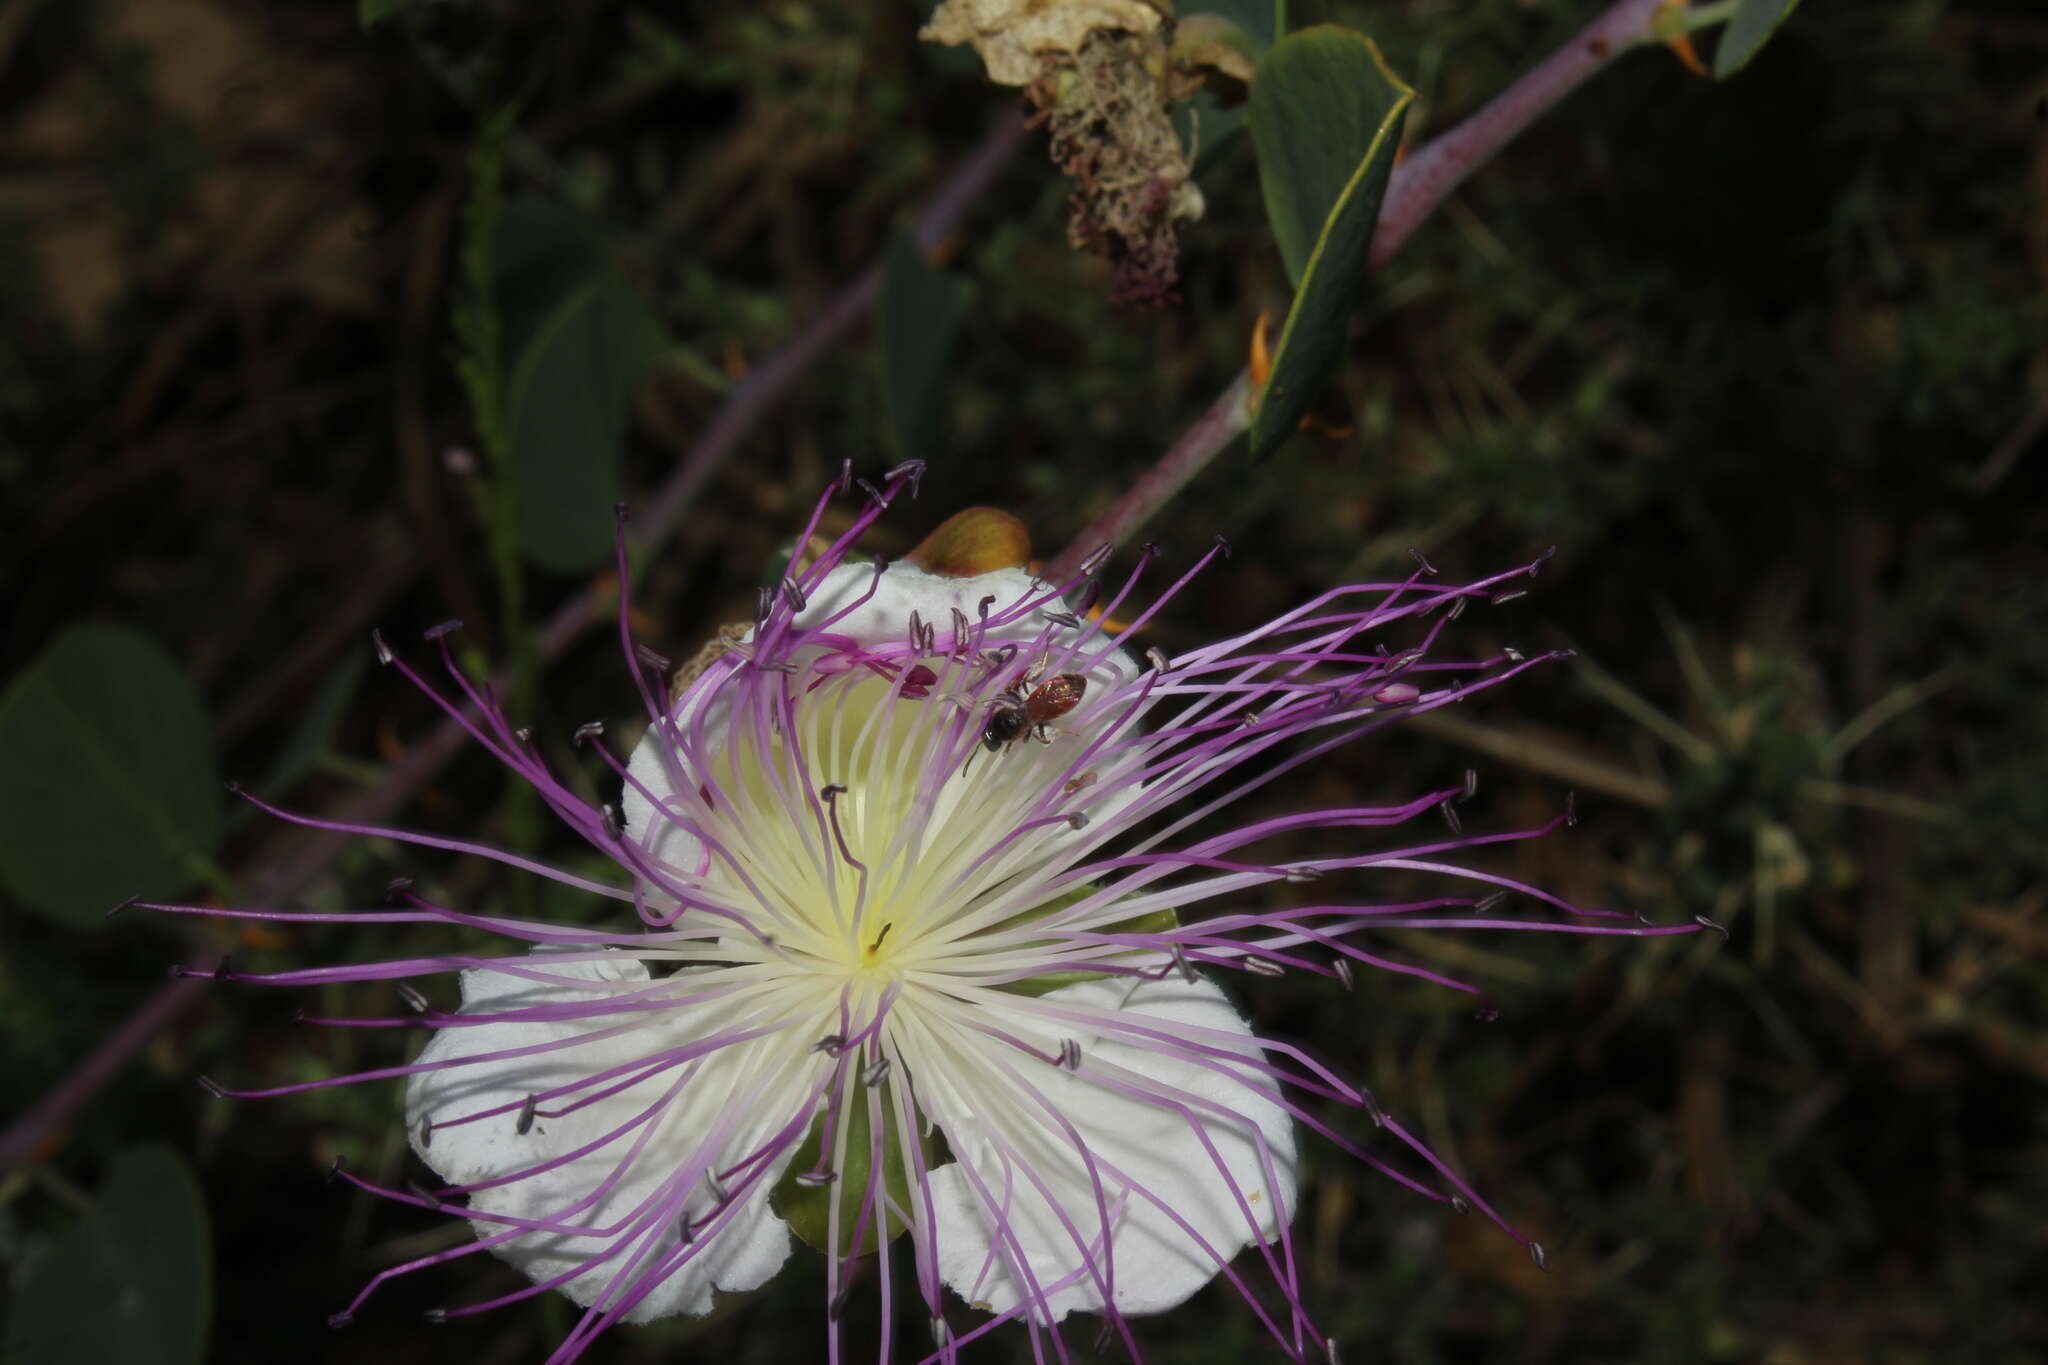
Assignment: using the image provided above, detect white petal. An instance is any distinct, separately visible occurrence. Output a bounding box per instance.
[406,955,803,1322]
[621,560,1139,909]
[924,974,1297,1321]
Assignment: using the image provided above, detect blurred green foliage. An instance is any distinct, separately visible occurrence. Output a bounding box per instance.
[1,1,2042,1362]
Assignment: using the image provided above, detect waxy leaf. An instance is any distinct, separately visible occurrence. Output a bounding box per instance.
[1247,26,1413,459]
[1714,0,1805,78]
[3,1144,212,1365]
[880,228,969,467]
[0,625,218,927]
[496,200,669,575]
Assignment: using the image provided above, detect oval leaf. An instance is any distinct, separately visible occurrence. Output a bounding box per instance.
[495,200,669,575]
[1247,26,1413,458]
[4,1144,212,1365]
[880,228,969,467]
[0,625,218,926]
[1714,0,1804,78]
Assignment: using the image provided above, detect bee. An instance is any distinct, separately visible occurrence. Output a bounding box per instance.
[981,673,1087,752]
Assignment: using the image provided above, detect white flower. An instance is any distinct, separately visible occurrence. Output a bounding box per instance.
[170,468,1705,1359]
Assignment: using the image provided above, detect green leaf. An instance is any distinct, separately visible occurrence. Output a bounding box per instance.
[0,625,219,927]
[4,1144,212,1365]
[879,229,969,467]
[358,0,411,28]
[773,1082,925,1257]
[1183,0,1283,54]
[236,651,368,823]
[1714,0,1804,78]
[1247,26,1413,459]
[495,201,669,575]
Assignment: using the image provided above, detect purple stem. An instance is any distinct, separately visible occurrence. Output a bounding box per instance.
[246,107,1027,909]
[0,949,221,1171]
[1,111,1028,1174]
[1043,0,1671,581]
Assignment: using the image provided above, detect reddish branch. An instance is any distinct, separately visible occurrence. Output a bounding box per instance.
[1044,0,1674,581]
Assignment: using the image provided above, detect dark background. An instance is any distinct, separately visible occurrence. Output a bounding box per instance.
[2,1,2043,1362]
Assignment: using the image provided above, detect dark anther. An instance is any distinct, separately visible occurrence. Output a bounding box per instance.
[417,1115,433,1149]
[397,983,429,1013]
[1139,541,1162,560]
[614,500,631,521]
[1563,791,1579,827]
[930,1315,954,1346]
[782,576,809,612]
[856,476,887,507]
[197,1076,227,1099]
[678,1214,695,1245]
[213,956,237,982]
[1450,1195,1470,1215]
[1694,914,1730,940]
[1079,542,1115,575]
[1284,864,1323,882]
[1065,771,1099,794]
[635,642,673,673]
[106,894,139,919]
[1213,533,1232,558]
[1446,596,1468,621]
[601,804,623,840]
[424,1308,448,1326]
[949,607,971,646]
[1532,545,1558,574]
[1474,1005,1501,1023]
[1408,549,1438,576]
[1490,588,1527,605]
[423,619,463,641]
[1043,610,1081,629]
[1067,811,1089,831]
[795,1169,838,1187]
[326,1311,355,1330]
[886,457,928,490]
[835,458,854,493]
[223,778,242,794]
[326,1155,347,1184]
[1094,1320,1117,1356]
[385,876,415,900]
[1325,1338,1342,1365]
[1056,1039,1082,1071]
[407,1179,442,1208]
[862,1058,892,1087]
[573,720,605,746]
[829,1284,855,1321]
[516,1093,539,1136]
[1333,958,1354,991]
[1362,1092,1387,1128]
[1462,768,1479,801]
[1438,800,1463,835]
[513,726,533,744]
[869,921,893,953]
[755,586,773,627]
[978,594,997,620]
[1475,890,1509,913]
[1243,957,1285,978]
[1503,646,1526,663]
[1549,647,1577,662]
[1528,1242,1550,1272]
[811,1034,847,1056]
[371,629,394,665]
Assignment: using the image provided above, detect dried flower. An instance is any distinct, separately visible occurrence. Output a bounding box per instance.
[153,462,1703,1360]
